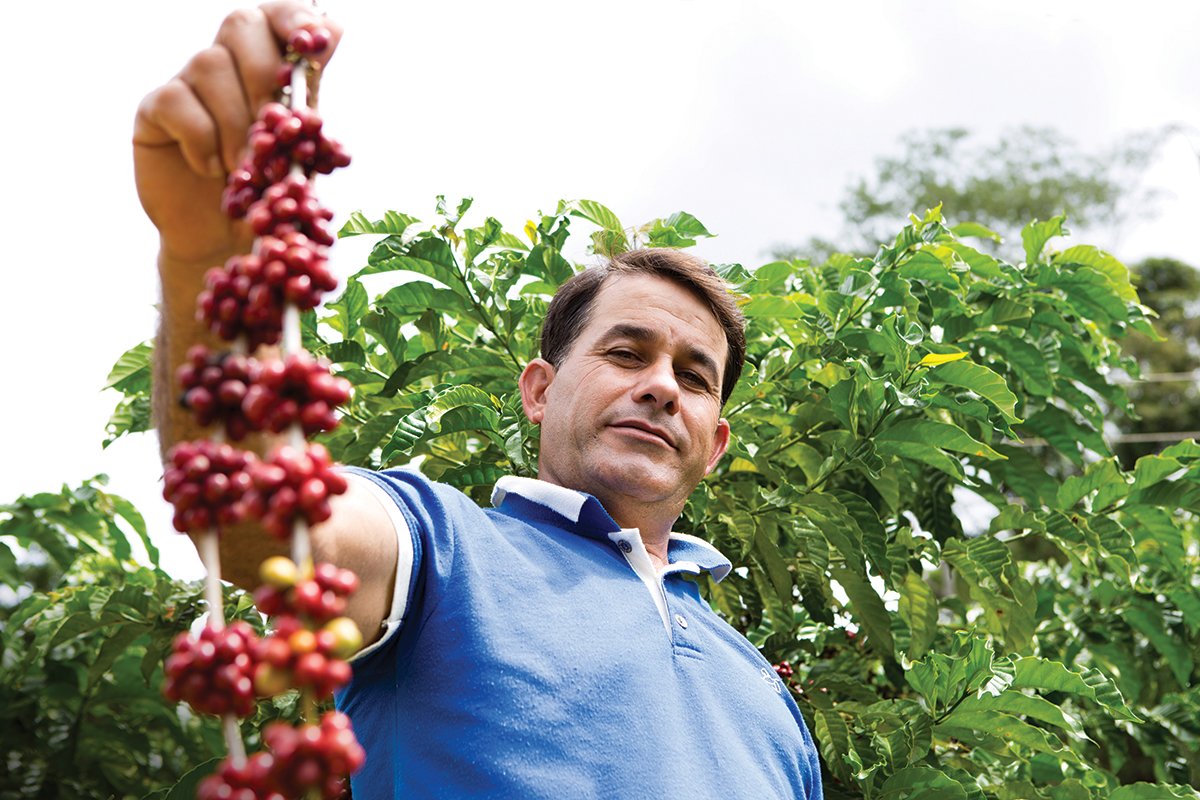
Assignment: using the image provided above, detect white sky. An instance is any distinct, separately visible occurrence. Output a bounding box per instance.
[2,0,1198,578]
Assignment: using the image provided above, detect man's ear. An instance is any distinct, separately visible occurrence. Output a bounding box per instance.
[705,418,731,475]
[519,358,556,424]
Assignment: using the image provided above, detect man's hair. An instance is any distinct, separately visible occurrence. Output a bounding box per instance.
[540,249,747,406]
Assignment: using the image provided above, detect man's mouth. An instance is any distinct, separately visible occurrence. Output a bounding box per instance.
[609,419,676,449]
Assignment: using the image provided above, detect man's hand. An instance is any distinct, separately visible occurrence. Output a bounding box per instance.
[133,1,342,266]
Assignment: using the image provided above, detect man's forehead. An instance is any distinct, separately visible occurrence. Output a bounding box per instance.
[587,274,727,359]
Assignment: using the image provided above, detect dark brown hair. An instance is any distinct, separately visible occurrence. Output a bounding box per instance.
[540,249,746,406]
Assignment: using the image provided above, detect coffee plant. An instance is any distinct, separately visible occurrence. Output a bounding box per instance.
[20,198,1200,795]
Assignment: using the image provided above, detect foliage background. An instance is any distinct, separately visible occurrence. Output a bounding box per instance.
[12,196,1198,797]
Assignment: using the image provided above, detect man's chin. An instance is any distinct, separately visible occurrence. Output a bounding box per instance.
[584,459,686,504]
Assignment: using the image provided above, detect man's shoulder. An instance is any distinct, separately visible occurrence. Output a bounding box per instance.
[344,465,487,523]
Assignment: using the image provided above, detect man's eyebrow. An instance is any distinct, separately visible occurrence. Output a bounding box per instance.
[596,323,722,383]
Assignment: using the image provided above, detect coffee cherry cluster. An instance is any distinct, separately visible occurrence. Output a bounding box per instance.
[197,741,355,800]
[223,104,349,219]
[179,348,350,439]
[197,231,336,346]
[163,21,363,796]
[198,752,284,800]
[254,558,360,622]
[243,353,350,436]
[246,174,336,246]
[263,713,364,799]
[254,615,357,701]
[164,621,260,717]
[245,444,349,539]
[162,441,254,533]
[178,346,255,439]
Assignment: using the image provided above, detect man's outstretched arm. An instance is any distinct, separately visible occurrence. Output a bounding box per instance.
[135,1,398,648]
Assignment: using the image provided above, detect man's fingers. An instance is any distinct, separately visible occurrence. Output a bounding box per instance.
[180,46,253,173]
[134,1,345,180]
[135,79,223,178]
[258,0,344,70]
[215,6,284,113]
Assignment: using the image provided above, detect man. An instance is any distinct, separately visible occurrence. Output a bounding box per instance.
[135,3,823,796]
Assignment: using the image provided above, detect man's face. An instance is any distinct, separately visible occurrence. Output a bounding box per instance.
[520,273,731,520]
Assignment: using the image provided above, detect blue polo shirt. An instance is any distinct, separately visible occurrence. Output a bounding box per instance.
[337,468,823,798]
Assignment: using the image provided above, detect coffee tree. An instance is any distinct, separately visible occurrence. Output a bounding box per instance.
[18,196,1200,798]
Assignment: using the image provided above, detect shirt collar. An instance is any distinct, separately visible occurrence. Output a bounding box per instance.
[491,475,732,582]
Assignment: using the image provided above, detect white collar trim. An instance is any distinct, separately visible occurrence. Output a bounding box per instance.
[490,475,589,523]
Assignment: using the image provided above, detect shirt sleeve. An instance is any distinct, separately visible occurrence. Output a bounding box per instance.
[343,471,416,663]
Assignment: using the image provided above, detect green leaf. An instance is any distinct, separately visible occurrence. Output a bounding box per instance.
[331,278,369,340]
[814,706,858,784]
[898,570,938,658]
[832,565,894,658]
[103,394,153,448]
[976,336,1054,397]
[1130,452,1185,493]
[936,711,1075,758]
[877,418,1004,461]
[104,341,154,393]
[569,199,623,231]
[1022,216,1066,265]
[1055,245,1137,302]
[926,360,1022,424]
[1123,600,1195,687]
[1050,266,1130,323]
[899,251,962,289]
[338,209,420,237]
[948,242,1011,283]
[1011,656,1140,722]
[942,537,1036,648]
[111,495,158,568]
[875,439,966,482]
[1057,457,1128,511]
[950,221,1002,243]
[878,766,969,799]
[1109,784,1200,800]
[753,523,794,615]
[359,235,462,290]
[952,690,1082,734]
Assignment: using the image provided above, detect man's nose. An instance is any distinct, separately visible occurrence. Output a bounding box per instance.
[634,357,680,414]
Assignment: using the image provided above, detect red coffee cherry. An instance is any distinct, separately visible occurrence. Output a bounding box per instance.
[242,352,351,436]
[252,614,361,701]
[164,621,260,717]
[244,174,335,246]
[254,561,358,622]
[177,345,255,439]
[221,104,350,219]
[197,751,283,800]
[288,23,332,56]
[196,254,285,347]
[244,444,349,540]
[162,441,255,533]
[263,712,364,799]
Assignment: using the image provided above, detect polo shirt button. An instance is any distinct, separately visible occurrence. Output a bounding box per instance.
[675,614,688,629]
[618,540,633,553]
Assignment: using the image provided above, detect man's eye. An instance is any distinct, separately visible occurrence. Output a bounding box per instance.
[679,371,710,390]
[609,349,639,362]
